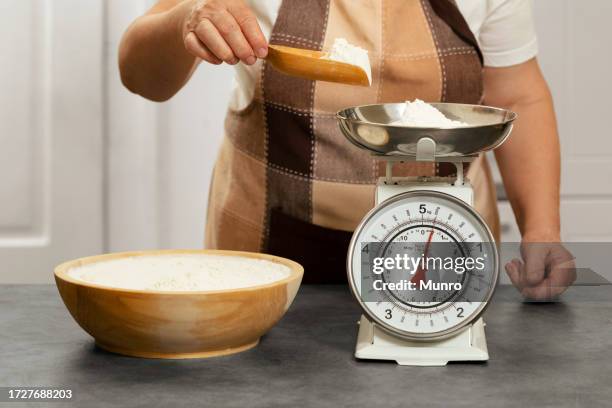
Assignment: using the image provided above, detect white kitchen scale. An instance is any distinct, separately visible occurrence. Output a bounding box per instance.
[337,103,517,366]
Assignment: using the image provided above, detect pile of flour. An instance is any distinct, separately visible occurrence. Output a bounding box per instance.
[322,38,372,85]
[68,254,291,291]
[392,99,469,128]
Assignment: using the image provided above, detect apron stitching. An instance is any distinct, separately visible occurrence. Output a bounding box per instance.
[227,135,372,183]
[268,96,505,119]
[264,101,311,116]
[374,0,386,182]
[270,32,473,57]
[270,165,375,184]
[270,37,321,49]
[376,0,386,105]
[422,0,444,177]
[387,50,476,60]
[393,46,473,54]
[309,0,331,222]
[309,79,316,221]
[260,61,271,251]
[270,32,321,47]
[227,133,376,184]
[263,100,353,117]
[226,135,265,162]
[370,46,476,57]
[212,200,263,231]
[384,47,473,58]
[422,0,446,102]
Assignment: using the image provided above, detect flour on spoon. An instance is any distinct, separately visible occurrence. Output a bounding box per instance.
[322,38,372,85]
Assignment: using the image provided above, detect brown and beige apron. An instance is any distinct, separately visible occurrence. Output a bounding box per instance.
[205,0,500,283]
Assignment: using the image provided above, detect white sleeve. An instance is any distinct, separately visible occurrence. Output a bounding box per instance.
[479,0,539,67]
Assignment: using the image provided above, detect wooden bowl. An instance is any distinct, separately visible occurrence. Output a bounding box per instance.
[54,249,303,359]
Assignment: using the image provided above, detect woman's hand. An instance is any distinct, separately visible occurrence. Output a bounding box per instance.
[483,60,575,300]
[120,0,268,100]
[505,231,576,300]
[182,0,268,66]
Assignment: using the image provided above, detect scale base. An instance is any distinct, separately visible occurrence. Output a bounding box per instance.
[355,315,489,366]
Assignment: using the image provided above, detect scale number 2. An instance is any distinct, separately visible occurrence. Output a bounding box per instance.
[456,307,464,318]
[385,309,392,319]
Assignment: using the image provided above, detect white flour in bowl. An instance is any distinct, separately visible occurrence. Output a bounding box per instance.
[67,254,291,291]
[322,38,372,85]
[392,99,469,128]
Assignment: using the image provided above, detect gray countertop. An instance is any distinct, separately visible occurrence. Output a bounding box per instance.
[0,284,611,408]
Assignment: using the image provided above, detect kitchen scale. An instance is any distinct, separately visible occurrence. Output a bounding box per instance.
[337,103,517,366]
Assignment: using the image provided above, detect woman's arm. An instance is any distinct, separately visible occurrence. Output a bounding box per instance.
[484,58,560,239]
[119,0,267,102]
[119,1,196,101]
[484,58,575,299]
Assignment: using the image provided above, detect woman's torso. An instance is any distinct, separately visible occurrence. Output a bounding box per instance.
[206,0,500,283]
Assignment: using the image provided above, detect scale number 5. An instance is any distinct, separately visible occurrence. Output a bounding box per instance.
[419,204,427,214]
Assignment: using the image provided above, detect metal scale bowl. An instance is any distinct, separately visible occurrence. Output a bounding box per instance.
[338,102,516,158]
[337,103,517,366]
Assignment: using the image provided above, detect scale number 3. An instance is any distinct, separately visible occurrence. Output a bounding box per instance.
[385,309,392,319]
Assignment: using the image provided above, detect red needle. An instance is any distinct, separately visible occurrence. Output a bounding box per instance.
[411,229,435,284]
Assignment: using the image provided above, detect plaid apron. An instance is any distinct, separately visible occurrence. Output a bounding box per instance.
[206,0,500,283]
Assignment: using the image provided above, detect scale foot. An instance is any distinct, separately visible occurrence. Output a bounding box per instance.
[355,316,489,366]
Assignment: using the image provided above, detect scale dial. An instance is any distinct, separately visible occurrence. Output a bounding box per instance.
[347,190,499,341]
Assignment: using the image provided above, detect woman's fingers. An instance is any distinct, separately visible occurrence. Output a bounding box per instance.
[228,3,268,58]
[185,0,264,66]
[184,32,222,64]
[520,242,547,286]
[505,259,522,288]
[184,0,265,66]
[205,8,256,64]
[538,246,576,296]
[194,19,238,64]
[509,244,577,301]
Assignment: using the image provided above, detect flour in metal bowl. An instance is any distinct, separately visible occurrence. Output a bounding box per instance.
[392,99,469,128]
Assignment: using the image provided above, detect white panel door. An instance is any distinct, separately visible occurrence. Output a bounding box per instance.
[105,0,230,252]
[0,0,104,283]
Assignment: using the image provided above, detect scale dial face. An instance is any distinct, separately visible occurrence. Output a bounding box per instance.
[348,190,499,340]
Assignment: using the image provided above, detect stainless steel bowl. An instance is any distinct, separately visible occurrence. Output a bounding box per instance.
[337,103,517,157]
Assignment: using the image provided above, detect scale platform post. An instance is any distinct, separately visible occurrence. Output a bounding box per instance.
[355,315,489,366]
[354,153,493,367]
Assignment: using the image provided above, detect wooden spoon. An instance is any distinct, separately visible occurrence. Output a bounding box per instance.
[266,44,370,87]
